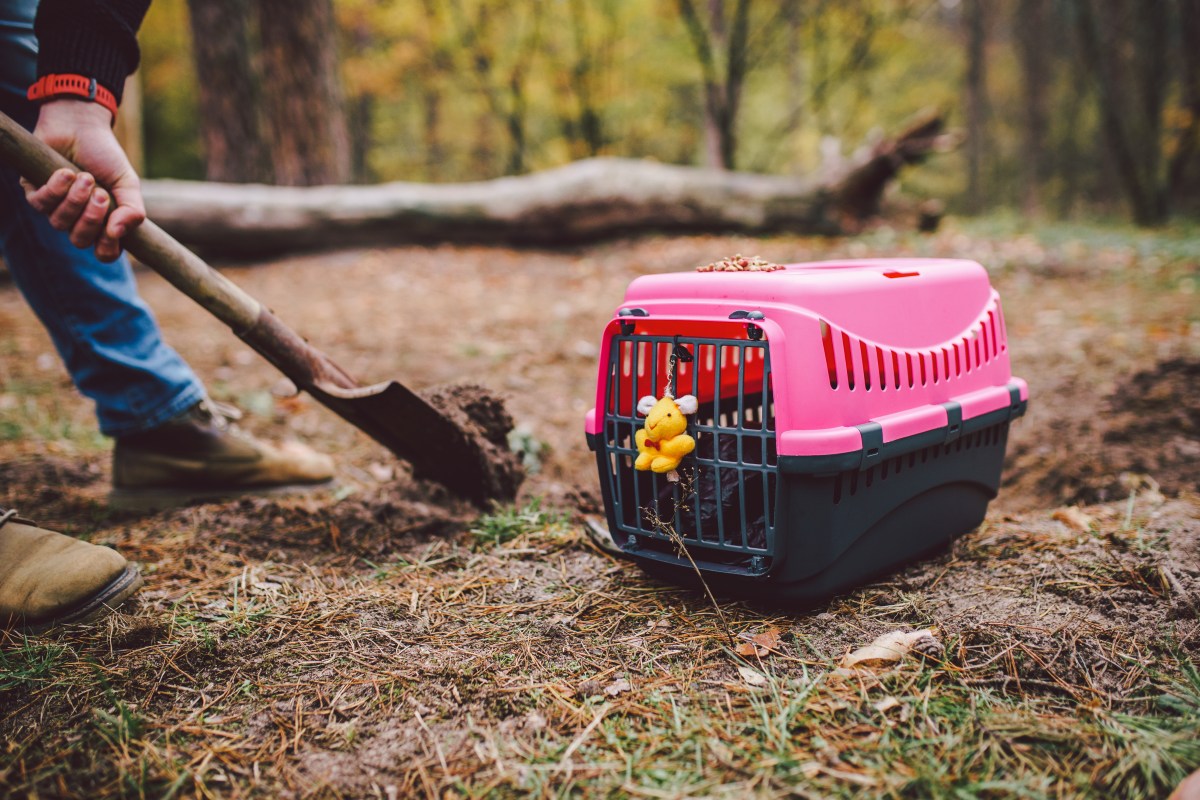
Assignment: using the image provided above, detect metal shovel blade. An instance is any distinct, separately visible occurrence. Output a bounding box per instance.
[306,379,520,508]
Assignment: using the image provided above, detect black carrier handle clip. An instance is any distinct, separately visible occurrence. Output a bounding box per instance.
[618,307,648,334]
[729,309,765,340]
[667,336,693,397]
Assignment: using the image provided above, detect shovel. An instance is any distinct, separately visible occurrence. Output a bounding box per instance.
[0,111,520,508]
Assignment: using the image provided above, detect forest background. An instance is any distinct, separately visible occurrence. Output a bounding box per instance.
[129,0,1200,228]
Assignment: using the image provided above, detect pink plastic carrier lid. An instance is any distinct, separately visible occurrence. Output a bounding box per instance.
[587,258,1028,458]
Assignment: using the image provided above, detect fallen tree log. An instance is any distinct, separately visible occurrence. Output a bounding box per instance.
[143,111,954,258]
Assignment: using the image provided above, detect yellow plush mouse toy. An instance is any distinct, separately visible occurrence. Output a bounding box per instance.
[634,392,699,474]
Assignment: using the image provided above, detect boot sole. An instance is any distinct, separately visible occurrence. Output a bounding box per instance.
[22,565,144,634]
[107,479,336,512]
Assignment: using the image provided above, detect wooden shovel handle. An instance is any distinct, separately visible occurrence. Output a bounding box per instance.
[0,110,261,333]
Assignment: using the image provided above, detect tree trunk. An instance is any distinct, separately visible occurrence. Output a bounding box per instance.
[963,0,988,214]
[503,4,546,178]
[1170,0,1200,199]
[785,0,804,172]
[1072,0,1171,225]
[344,20,375,184]
[142,113,953,258]
[256,0,351,186]
[702,0,726,168]
[1133,0,1170,223]
[113,73,143,174]
[443,0,533,177]
[1055,67,1087,218]
[418,0,452,181]
[422,86,443,181]
[563,0,608,158]
[1014,0,1049,214]
[347,94,373,184]
[677,0,750,170]
[186,0,271,183]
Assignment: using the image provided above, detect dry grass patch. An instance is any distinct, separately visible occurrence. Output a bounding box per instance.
[2,483,1197,798]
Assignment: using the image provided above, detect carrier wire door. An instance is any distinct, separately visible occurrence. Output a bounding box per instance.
[599,332,778,574]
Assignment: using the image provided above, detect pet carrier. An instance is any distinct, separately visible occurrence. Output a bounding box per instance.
[584,258,1028,605]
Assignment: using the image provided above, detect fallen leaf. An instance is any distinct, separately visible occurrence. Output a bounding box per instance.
[737,666,768,687]
[735,626,783,657]
[275,394,306,414]
[1051,506,1094,532]
[872,696,901,713]
[246,571,284,595]
[840,629,943,669]
[367,462,394,482]
[604,679,631,697]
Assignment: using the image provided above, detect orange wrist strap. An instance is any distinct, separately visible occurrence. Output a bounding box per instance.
[27,74,118,123]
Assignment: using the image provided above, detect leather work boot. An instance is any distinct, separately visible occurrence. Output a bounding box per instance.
[0,509,142,632]
[1170,769,1200,800]
[110,399,335,510]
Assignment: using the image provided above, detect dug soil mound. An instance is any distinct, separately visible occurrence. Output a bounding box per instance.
[0,456,107,525]
[1004,356,1200,510]
[422,382,524,506]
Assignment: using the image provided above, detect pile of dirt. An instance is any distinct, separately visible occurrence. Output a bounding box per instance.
[1003,357,1200,509]
[1102,358,1200,486]
[175,478,479,566]
[0,456,101,489]
[0,456,105,522]
[422,382,524,506]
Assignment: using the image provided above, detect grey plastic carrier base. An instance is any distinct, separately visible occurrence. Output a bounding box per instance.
[589,388,1026,607]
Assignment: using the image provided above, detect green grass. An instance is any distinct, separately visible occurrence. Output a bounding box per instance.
[86,690,193,800]
[469,497,569,548]
[848,212,1200,280]
[955,213,1200,261]
[0,390,109,450]
[489,655,1200,799]
[0,637,67,692]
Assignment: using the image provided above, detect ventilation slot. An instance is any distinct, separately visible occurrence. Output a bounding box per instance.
[842,333,856,391]
[821,320,838,389]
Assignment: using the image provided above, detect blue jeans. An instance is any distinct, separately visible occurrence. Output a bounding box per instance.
[0,0,204,436]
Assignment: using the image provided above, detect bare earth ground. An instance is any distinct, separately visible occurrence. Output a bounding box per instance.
[0,222,1198,798]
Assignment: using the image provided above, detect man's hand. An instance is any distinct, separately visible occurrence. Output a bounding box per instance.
[21,99,144,262]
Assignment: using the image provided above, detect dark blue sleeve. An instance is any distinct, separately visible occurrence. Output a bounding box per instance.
[33,0,152,104]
